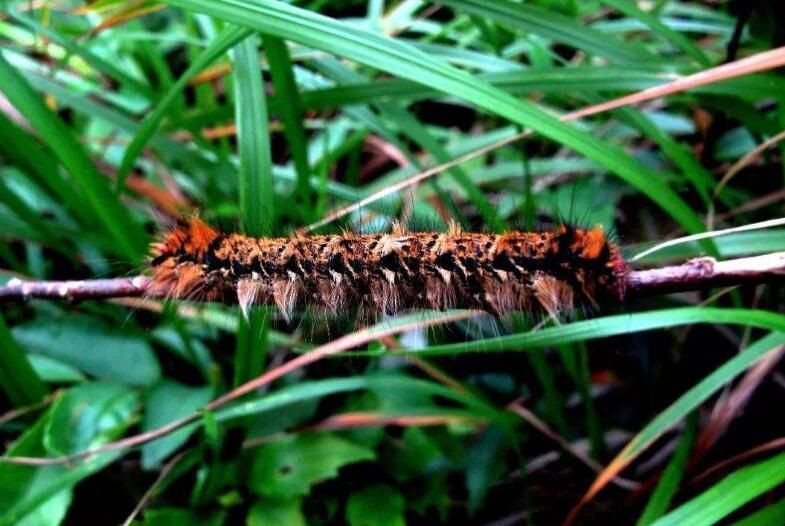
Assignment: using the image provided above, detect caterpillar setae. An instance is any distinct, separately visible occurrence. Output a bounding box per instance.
[148,218,629,320]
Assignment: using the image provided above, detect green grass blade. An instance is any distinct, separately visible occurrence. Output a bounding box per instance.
[264,35,313,216]
[652,450,785,526]
[600,0,710,66]
[602,331,785,500]
[636,413,698,525]
[117,25,250,188]
[0,113,88,225]
[314,58,506,230]
[374,308,785,357]
[234,309,269,387]
[0,175,70,256]
[729,498,785,526]
[297,69,784,109]
[161,0,706,235]
[6,9,154,98]
[232,33,274,236]
[0,52,146,261]
[215,375,503,424]
[440,0,658,64]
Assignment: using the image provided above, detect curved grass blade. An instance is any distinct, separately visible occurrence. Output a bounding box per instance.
[363,308,785,357]
[440,0,658,64]
[298,68,785,109]
[575,331,785,522]
[162,0,706,235]
[116,25,250,188]
[652,450,785,526]
[0,52,146,261]
[636,413,698,525]
[600,0,710,66]
[215,375,504,425]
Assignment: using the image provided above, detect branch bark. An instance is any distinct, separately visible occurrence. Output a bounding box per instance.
[1,252,784,303]
[625,252,785,296]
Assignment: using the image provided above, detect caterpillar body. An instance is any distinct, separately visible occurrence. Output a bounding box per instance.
[149,219,628,320]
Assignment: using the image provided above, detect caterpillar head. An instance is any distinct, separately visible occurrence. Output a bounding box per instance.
[148,218,221,301]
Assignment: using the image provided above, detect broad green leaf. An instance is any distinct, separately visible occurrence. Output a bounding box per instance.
[15,489,70,526]
[346,484,406,526]
[247,498,306,526]
[12,315,161,386]
[141,381,213,469]
[0,386,132,525]
[44,382,138,456]
[27,355,85,384]
[248,433,375,499]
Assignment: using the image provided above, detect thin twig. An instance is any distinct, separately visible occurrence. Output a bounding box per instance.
[121,449,191,526]
[625,251,785,296]
[2,252,784,303]
[508,400,640,491]
[0,276,150,302]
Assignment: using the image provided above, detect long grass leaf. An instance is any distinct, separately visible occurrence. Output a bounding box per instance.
[117,25,250,188]
[440,0,658,64]
[0,52,146,261]
[580,331,785,515]
[636,413,698,525]
[232,34,274,236]
[372,308,785,357]
[652,450,785,526]
[161,0,706,234]
[264,35,313,216]
[600,0,710,66]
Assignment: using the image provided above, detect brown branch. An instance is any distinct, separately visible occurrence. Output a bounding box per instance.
[2,252,784,304]
[625,252,785,296]
[0,276,151,302]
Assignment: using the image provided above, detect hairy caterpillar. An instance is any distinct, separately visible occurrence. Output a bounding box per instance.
[148,219,628,320]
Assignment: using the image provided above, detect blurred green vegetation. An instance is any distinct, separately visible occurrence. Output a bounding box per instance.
[1,1,785,524]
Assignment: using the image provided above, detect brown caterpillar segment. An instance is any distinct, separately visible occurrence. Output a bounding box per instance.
[148,219,629,319]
